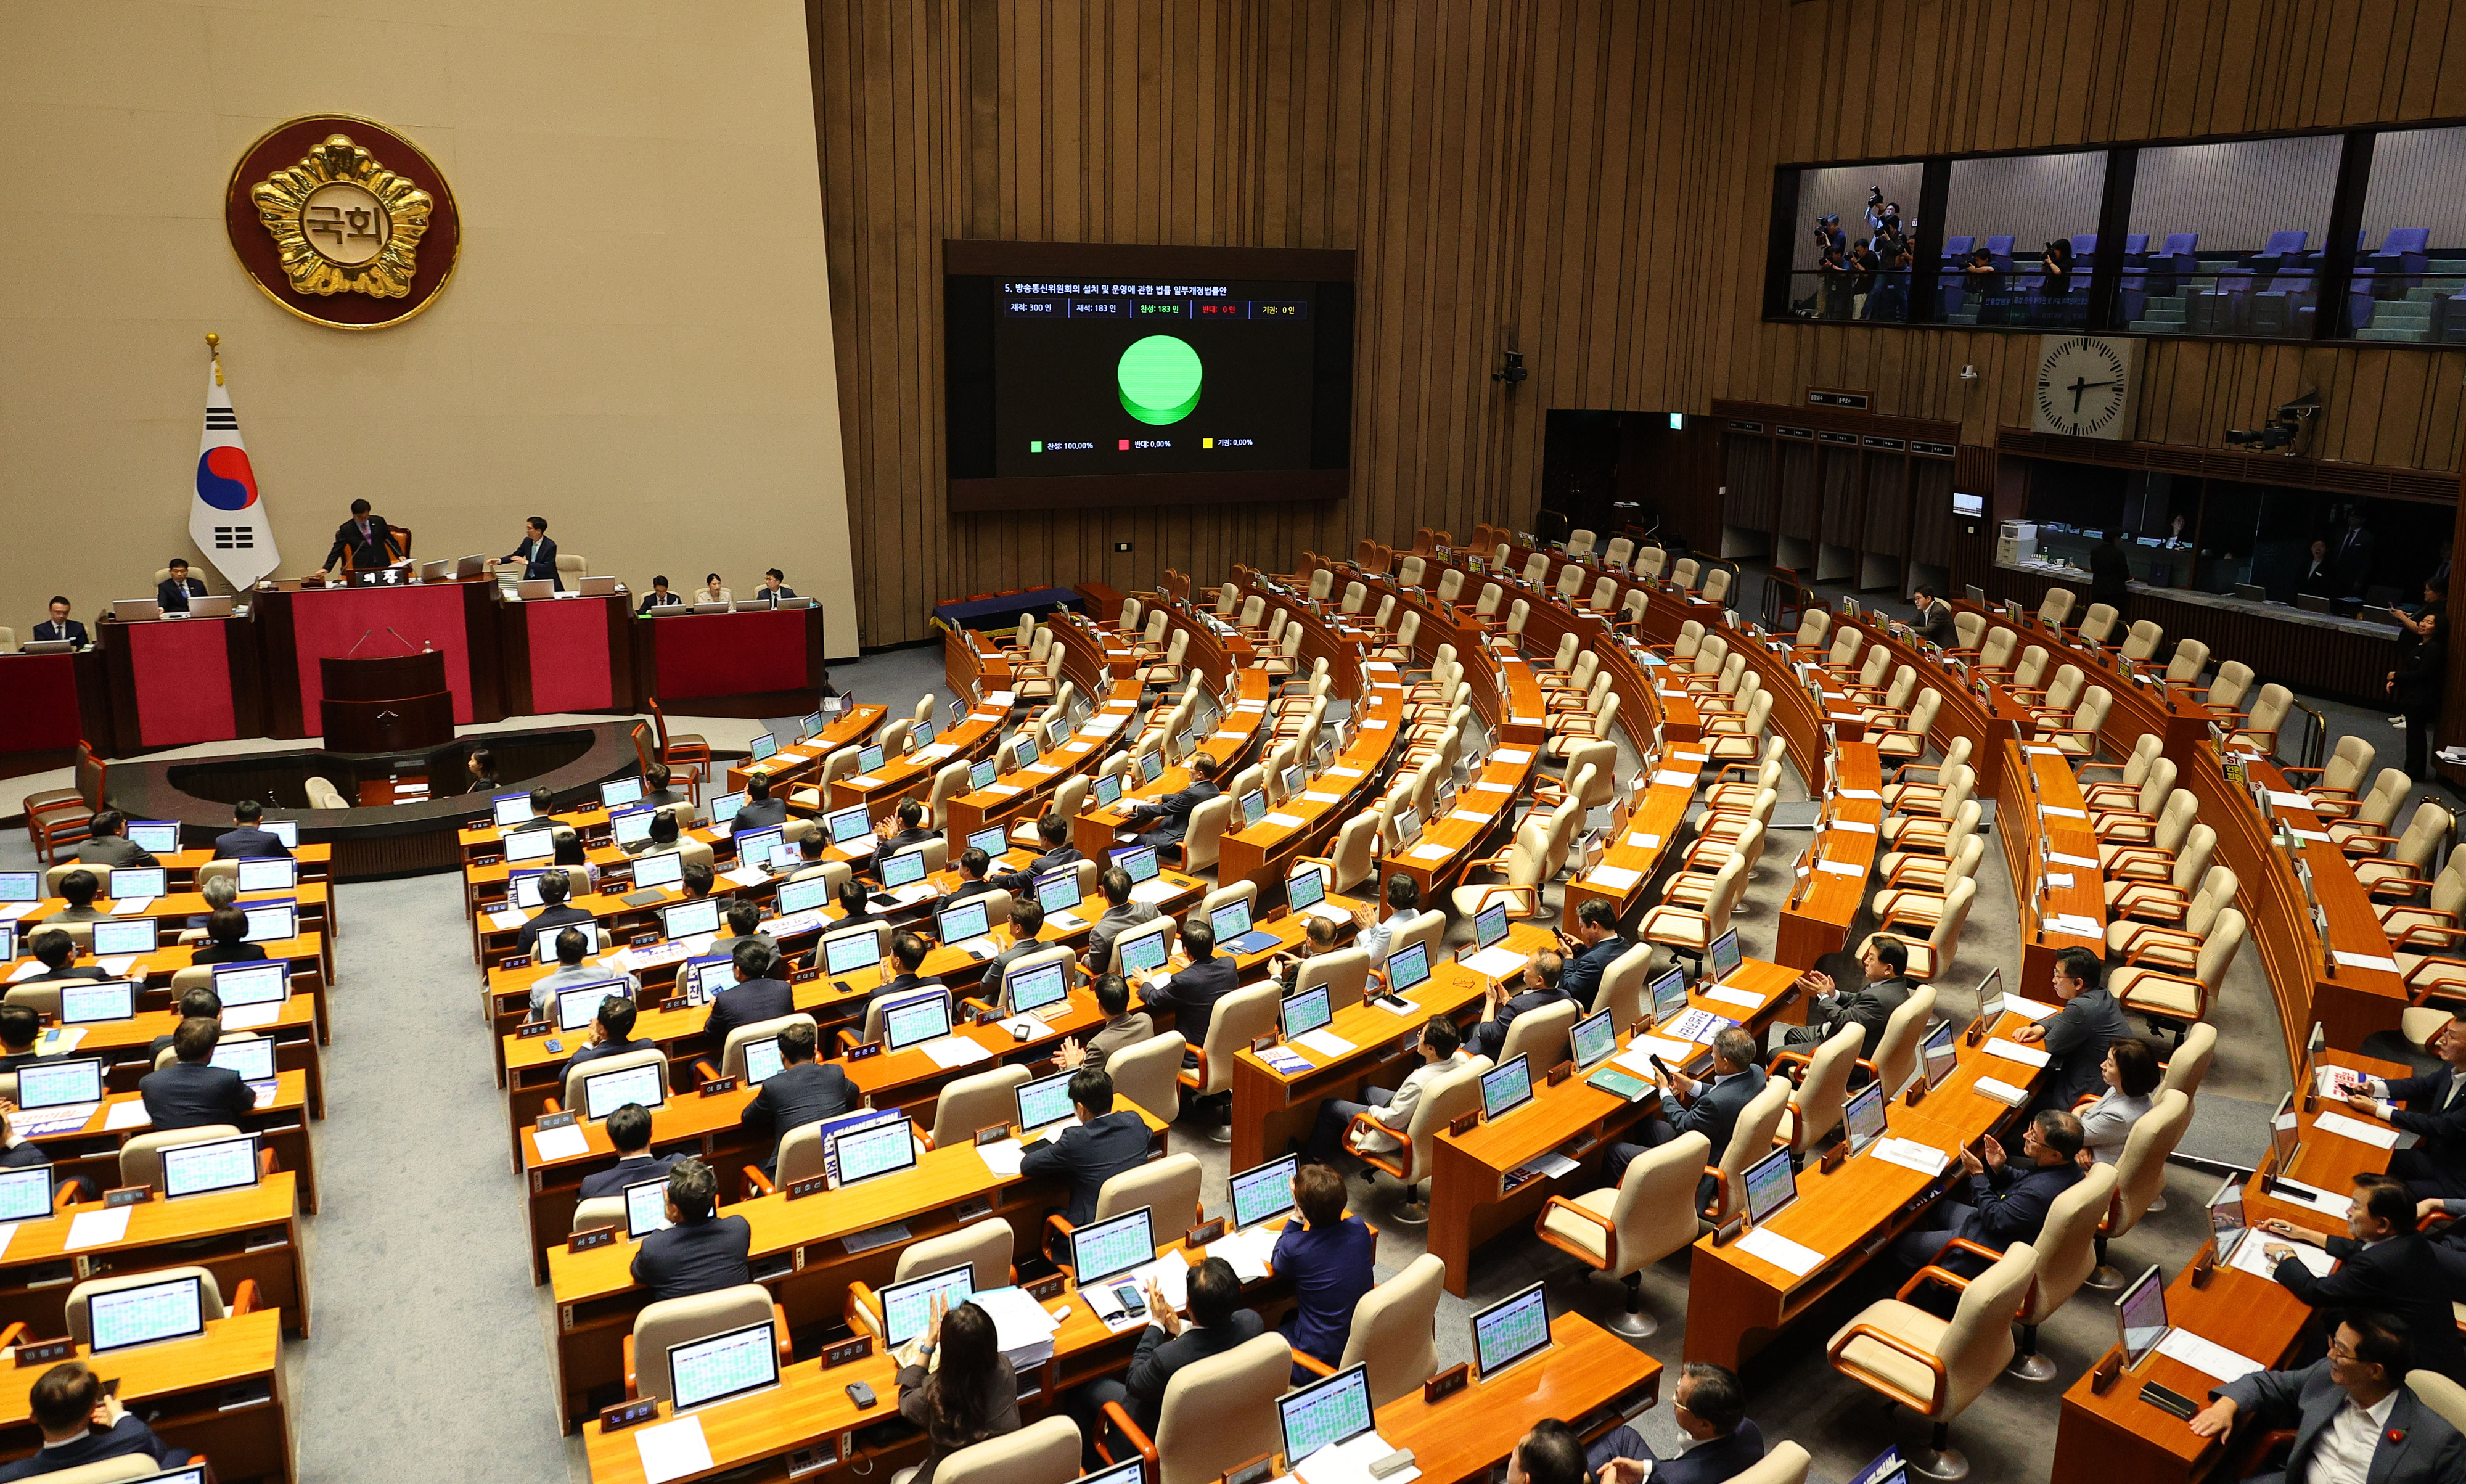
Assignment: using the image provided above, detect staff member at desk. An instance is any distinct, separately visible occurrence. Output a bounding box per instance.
[30,597,86,647]
[580,1103,679,1200]
[740,1022,857,1178]
[2013,946,2128,1111]
[0,1361,199,1482]
[156,557,207,613]
[464,748,500,795]
[698,574,732,606]
[213,800,291,859]
[753,568,797,601]
[1018,1067,1147,1228]
[318,498,399,576]
[70,810,156,869]
[1601,1027,1766,1203]
[1274,1162,1374,1375]
[189,906,268,964]
[2257,1172,2466,1384]
[1909,585,1957,647]
[2186,1311,2465,1484]
[139,1017,256,1129]
[2343,1015,2466,1199]
[1888,1109,2084,1295]
[636,576,684,614]
[631,1158,751,1301]
[489,515,562,591]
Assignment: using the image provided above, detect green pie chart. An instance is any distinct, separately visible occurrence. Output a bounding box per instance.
[1117,335,1203,425]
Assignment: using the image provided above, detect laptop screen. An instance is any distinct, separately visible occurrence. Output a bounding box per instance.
[60,979,134,1025]
[825,807,872,844]
[1974,967,2005,1030]
[108,867,167,901]
[742,1038,785,1084]
[0,924,13,965]
[624,1177,673,1239]
[1210,898,1253,941]
[1094,773,1124,808]
[126,821,182,855]
[1012,733,1040,769]
[1118,922,1172,978]
[1387,940,1432,997]
[823,930,882,976]
[1015,1068,1077,1133]
[88,1274,207,1353]
[776,875,831,916]
[19,1057,102,1110]
[1282,766,1303,800]
[1231,1154,1299,1230]
[1569,1008,1615,1070]
[1281,984,1333,1039]
[734,828,783,869]
[1471,1282,1552,1379]
[161,1134,260,1199]
[1481,1055,1534,1120]
[494,793,535,827]
[1277,1363,1377,1465]
[0,871,37,903]
[266,821,299,848]
[830,1120,917,1186]
[1006,959,1070,1015]
[938,898,989,944]
[237,856,298,892]
[2116,1265,2169,1367]
[966,826,1008,860]
[1110,844,1160,885]
[880,1264,977,1348]
[1844,1080,1887,1156]
[210,1038,276,1083]
[1070,1205,1155,1286]
[883,993,952,1051]
[213,961,288,1007]
[556,979,629,1031]
[1287,866,1326,914]
[801,711,827,740]
[880,849,928,888]
[663,898,722,941]
[667,1321,780,1412]
[1743,1146,1796,1226]
[601,777,644,808]
[1707,927,1743,982]
[0,1166,50,1223]
[582,1059,667,1120]
[610,808,657,846]
[1474,900,1510,948]
[964,758,996,792]
[1034,871,1081,914]
[748,732,779,762]
[709,793,747,826]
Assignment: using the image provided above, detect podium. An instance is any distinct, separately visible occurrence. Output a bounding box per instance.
[319,651,453,753]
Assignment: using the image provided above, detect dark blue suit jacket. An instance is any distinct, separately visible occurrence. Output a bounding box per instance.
[1133,781,1220,845]
[507,534,562,588]
[2386,1065,2466,1171]
[211,826,292,859]
[28,620,87,647]
[1648,1420,1766,1484]
[580,1152,682,1201]
[1147,956,1237,1052]
[1949,1157,2084,1249]
[1476,986,1575,1058]
[515,904,595,961]
[1668,1066,1768,1154]
[139,1060,255,1130]
[567,1035,652,1075]
[1272,1216,1375,1366]
[1560,936,1630,1009]
[1121,1310,1264,1432]
[630,1212,753,1300]
[2039,987,2130,1107]
[706,978,795,1045]
[2274,1231,2466,1382]
[1020,1109,1150,1226]
[0,1415,191,1480]
[741,1060,859,1169]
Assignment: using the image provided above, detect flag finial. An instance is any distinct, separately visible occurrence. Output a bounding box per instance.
[206,332,222,384]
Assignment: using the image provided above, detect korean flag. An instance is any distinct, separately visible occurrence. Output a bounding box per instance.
[190,350,281,589]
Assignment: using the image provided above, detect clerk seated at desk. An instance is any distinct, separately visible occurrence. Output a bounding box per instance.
[1602,1027,1767,1204]
[490,515,561,591]
[875,800,938,855]
[139,1017,256,1131]
[155,557,207,613]
[529,927,643,1019]
[0,1361,199,1482]
[1909,585,1957,647]
[1055,974,1154,1076]
[1075,1256,1263,1448]
[1019,1067,1148,1227]
[2186,1311,2464,1484]
[2256,1172,2466,1384]
[741,1022,858,1177]
[752,568,797,602]
[513,872,594,961]
[637,576,684,615]
[705,939,793,1044]
[29,597,86,648]
[213,800,291,860]
[630,1158,751,1302]
[0,1006,47,1075]
[70,810,156,869]
[15,931,104,985]
[2340,1014,2466,1199]
[43,871,105,925]
[1472,949,1570,1062]
[1890,1109,2085,1298]
[464,748,500,796]
[2015,946,2129,1112]
[1145,922,1236,1070]
[567,996,652,1075]
[580,1103,680,1199]
[189,906,266,965]
[1316,1014,1472,1164]
[732,774,787,834]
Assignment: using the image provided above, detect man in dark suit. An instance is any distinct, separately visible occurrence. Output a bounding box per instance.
[2348,1014,2466,1197]
[212,800,291,859]
[2189,1312,2464,1484]
[69,810,156,869]
[860,933,943,1036]
[935,848,1007,917]
[496,515,563,590]
[2088,529,2132,607]
[566,995,652,1074]
[579,1102,681,1200]
[1579,1363,1766,1484]
[2258,1173,2466,1383]
[1085,867,1161,972]
[30,597,86,647]
[155,558,207,613]
[732,774,788,834]
[1102,1256,1264,1435]
[2332,509,2377,599]
[2016,946,2129,1111]
[873,799,939,854]
[1022,811,1085,879]
[189,906,269,965]
[1782,937,1914,1051]
[139,1018,256,1130]
[1602,1027,1767,1208]
[18,932,104,985]
[319,498,399,575]
[1019,1067,1149,1228]
[753,568,798,602]
[1890,1109,2086,1291]
[1145,921,1237,1062]
[975,902,1055,1007]
[740,1022,858,1176]
[0,1362,197,1482]
[1909,585,1957,647]
[706,939,795,1046]
[629,1158,753,1301]
[1471,950,1571,1061]
[1553,899,1630,1011]
[0,1007,49,1077]
[1124,753,1223,858]
[514,871,596,961]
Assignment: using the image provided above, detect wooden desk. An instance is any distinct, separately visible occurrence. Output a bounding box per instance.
[14,886,335,990]
[4,938,329,1054]
[1995,740,2110,994]
[153,845,334,892]
[1776,742,1883,969]
[22,1073,318,1214]
[0,1310,295,1484]
[720,703,888,795]
[1563,744,1704,930]
[1366,1312,1661,1484]
[0,1173,308,1340]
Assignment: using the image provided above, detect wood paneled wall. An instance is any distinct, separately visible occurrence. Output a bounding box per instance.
[808,0,2466,647]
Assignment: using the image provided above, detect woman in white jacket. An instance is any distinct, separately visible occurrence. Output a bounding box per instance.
[2078,1038,2160,1165]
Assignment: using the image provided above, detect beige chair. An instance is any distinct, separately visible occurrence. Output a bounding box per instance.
[66,1266,244,1346]
[2036,586,2076,626]
[45,861,112,896]
[1350,1055,1491,1225]
[1590,942,1656,1027]
[1051,1154,1205,1265]
[1828,1242,2038,1479]
[571,1196,626,1235]
[1181,983,1277,1141]
[1299,813,1382,896]
[1293,945,1371,1011]
[1869,984,1938,1097]
[2156,1022,2218,1102]
[1178,794,1233,874]
[2007,1163,2118,1380]
[34,1457,173,1483]
[851,1215,1020,1336]
[1108,1030,1186,1124]
[2409,1370,2466,1435]
[118,1125,243,1190]
[2110,908,2245,1029]
[562,1046,669,1113]
[628,1284,788,1404]
[936,1416,1084,1484]
[1705,1078,1793,1224]
[1731,1443,1814,1484]
[1496,998,1579,1071]
[1291,1251,1445,1404]
[1771,1023,1864,1156]
[1536,1129,1709,1336]
[1101,1329,1293,1484]
[930,1063,1032,1147]
[2088,1088,2190,1287]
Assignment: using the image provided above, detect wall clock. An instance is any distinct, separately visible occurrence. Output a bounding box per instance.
[2031,334,2142,440]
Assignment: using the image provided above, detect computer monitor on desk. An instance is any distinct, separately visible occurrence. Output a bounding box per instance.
[1569,1007,1616,1070]
[0,1167,49,1223]
[125,820,182,855]
[2116,1263,2170,1368]
[107,866,167,901]
[880,1265,976,1348]
[1015,1068,1076,1137]
[1843,1080,1887,1157]
[1277,1361,1377,1466]
[88,1273,207,1354]
[1480,1054,1534,1121]
[666,1322,780,1413]
[237,855,298,892]
[1470,1281,1552,1379]
[1742,1145,1798,1228]
[1649,966,1689,1024]
[1920,1020,1960,1091]
[1229,1154,1300,1231]
[936,898,989,946]
[1705,927,1743,984]
[1071,1205,1156,1290]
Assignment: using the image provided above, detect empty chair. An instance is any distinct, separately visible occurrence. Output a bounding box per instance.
[628,1285,789,1405]
[2036,586,2076,628]
[2163,637,2210,686]
[934,1416,1084,1484]
[1771,1022,1863,1156]
[2118,619,2163,662]
[1536,1130,1710,1336]
[2287,734,2375,814]
[2155,1022,2217,1104]
[2075,602,2118,647]
[2110,908,2245,1031]
[1828,1243,2038,1479]
[1107,1031,1187,1125]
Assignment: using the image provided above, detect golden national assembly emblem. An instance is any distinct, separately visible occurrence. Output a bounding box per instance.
[224,115,461,330]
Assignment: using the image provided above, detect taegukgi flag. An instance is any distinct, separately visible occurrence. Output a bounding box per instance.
[190,342,281,589]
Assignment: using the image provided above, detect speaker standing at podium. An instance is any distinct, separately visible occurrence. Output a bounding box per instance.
[319,498,401,578]
[490,515,562,591]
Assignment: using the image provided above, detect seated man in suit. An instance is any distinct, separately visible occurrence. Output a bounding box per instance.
[872,799,938,853]
[212,799,292,859]
[1472,950,1569,1061]
[189,906,269,965]
[2256,1173,2466,1382]
[512,871,595,961]
[1094,1256,1264,1437]
[753,568,798,601]
[139,1017,256,1130]
[566,994,653,1074]
[42,871,107,924]
[2188,1311,2464,1484]
[629,1158,752,1301]
[578,1102,680,1200]
[1583,1362,1766,1484]
[1314,1015,1473,1162]
[18,931,104,984]
[636,576,684,614]
[528,925,644,1019]
[2013,946,2128,1112]
[0,1362,197,1482]
[705,938,794,1044]
[978,901,1050,1005]
[640,763,692,811]
[1268,915,1340,992]
[782,833,833,883]
[1909,584,1959,647]
[740,1022,858,1176]
[1022,811,1084,879]
[1084,866,1160,972]
[145,986,222,1059]
[30,597,87,648]
[1552,900,1630,1011]
[1602,1027,1768,1208]
[155,557,207,613]
[1145,921,1237,1068]
[70,810,156,869]
[1891,1108,2086,1293]
[1018,1067,1149,1228]
[491,514,562,591]
[1122,752,1223,862]
[832,878,886,927]
[2345,1014,2466,1199]
[723,898,778,959]
[732,773,788,834]
[0,1006,46,1075]
[1055,974,1154,1076]
[319,498,399,576]
[936,847,1005,914]
[1781,937,1914,1051]
[678,860,716,901]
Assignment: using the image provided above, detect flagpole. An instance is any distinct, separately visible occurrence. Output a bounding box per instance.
[206,331,223,385]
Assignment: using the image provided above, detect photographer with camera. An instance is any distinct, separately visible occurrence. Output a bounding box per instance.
[1817,240,1851,319]
[1865,188,1901,242]
[2038,238,2075,323]
[1867,234,1913,321]
[1962,247,2002,322]
[1850,236,1882,318]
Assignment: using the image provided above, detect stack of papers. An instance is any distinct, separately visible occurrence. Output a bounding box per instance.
[1982,1038,2052,1068]
[976,1139,1028,1176]
[107,1099,154,1128]
[488,908,527,932]
[65,1208,132,1251]
[973,1285,1062,1371]
[1295,1430,1416,1484]
[1258,1046,1314,1076]
[1266,812,1308,829]
[634,1416,713,1483]
[2154,1329,2266,1384]
[1652,771,1697,790]
[1586,865,1642,892]
[1661,1008,1732,1044]
[919,1037,994,1070]
[1293,1028,1356,1059]
[1206,1224,1280,1281]
[1407,843,1454,863]
[1459,945,1528,980]
[1734,1226,1822,1276]
[722,866,770,889]
[1625,832,1662,850]
[1871,1137,1951,1176]
[2332,950,2400,972]
[1817,859,1865,876]
[1973,1076,2030,1107]
[2227,1234,2335,1281]
[533,1125,591,1162]
[1702,984,1764,1011]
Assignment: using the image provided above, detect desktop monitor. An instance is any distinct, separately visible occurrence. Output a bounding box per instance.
[1844,1080,1887,1156]
[1480,1054,1534,1120]
[1921,1020,1961,1089]
[1117,921,1172,979]
[1742,1146,1798,1226]
[1973,967,2005,1027]
[581,1059,668,1120]
[1286,865,1327,915]
[265,820,300,848]
[1706,927,1743,983]
[0,871,37,903]
[662,898,723,941]
[747,732,780,763]
[823,930,883,977]
[1393,806,1421,847]
[633,850,686,890]
[879,849,929,889]
[883,993,953,1051]
[0,924,13,964]
[776,875,832,916]
[212,961,288,1007]
[2267,1092,2302,1179]
[237,856,298,892]
[829,1119,918,1187]
[1070,1205,1156,1287]
[1473,900,1510,949]
[1649,966,1689,1023]
[17,1058,102,1112]
[108,867,167,901]
[1034,871,1081,914]
[1280,984,1333,1041]
[1012,734,1041,769]
[912,720,937,749]
[800,711,827,740]
[89,919,155,957]
[2116,1264,2169,1368]
[1110,844,1160,886]
[709,792,747,826]
[1015,1068,1078,1133]
[0,1166,51,1223]
[969,758,1001,791]
[125,821,182,855]
[556,980,630,1032]
[938,898,991,945]
[60,980,135,1025]
[1569,1008,1616,1070]
[966,826,1008,859]
[1277,1362,1377,1466]
[1093,773,1125,809]
[1239,789,1268,829]
[666,1321,781,1413]
[856,744,887,774]
[1006,959,1070,1016]
[1282,765,1303,800]
[624,1178,673,1238]
[742,1038,786,1085]
[501,830,557,870]
[493,793,535,827]
[1137,750,1166,785]
[1210,898,1253,943]
[734,826,784,870]
[610,807,657,847]
[825,806,873,845]
[210,1038,276,1084]
[880,1265,977,1348]
[600,777,644,809]
[160,1134,261,1200]
[509,871,552,909]
[1387,940,1432,998]
[1470,1282,1552,1379]
[242,901,298,943]
[1230,1154,1300,1231]
[88,1274,207,1354]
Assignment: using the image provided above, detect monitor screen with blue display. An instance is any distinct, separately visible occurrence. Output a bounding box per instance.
[880,1264,976,1348]
[1277,1363,1376,1465]
[709,792,747,826]
[1034,871,1080,913]
[1015,1068,1077,1132]
[938,898,989,944]
[1707,927,1743,983]
[107,867,166,901]
[970,758,1000,790]
[1231,1155,1298,1230]
[825,806,872,845]
[493,793,534,827]
[776,875,832,915]
[747,732,779,763]
[966,826,1007,859]
[1280,984,1332,1039]
[1110,844,1160,885]
[610,808,657,845]
[1287,866,1326,914]
[213,961,287,1007]
[823,931,882,976]
[1387,940,1432,998]
[1070,1206,1155,1286]
[633,851,685,890]
[1480,1054,1534,1120]
[1569,1008,1615,1070]
[90,919,155,957]
[829,1120,917,1186]
[601,777,644,808]
[1471,1282,1552,1379]
[237,856,298,892]
[1006,959,1070,1015]
[125,822,182,855]
[857,744,886,774]
[880,849,928,888]
[1650,966,1688,1022]
[883,993,952,1049]
[1743,1146,1796,1225]
[1117,921,1172,978]
[662,898,722,941]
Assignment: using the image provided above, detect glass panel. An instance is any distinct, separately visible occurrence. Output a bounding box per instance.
[2118,136,2340,339]
[1940,150,2107,330]
[2341,126,2466,343]
[1782,163,1923,323]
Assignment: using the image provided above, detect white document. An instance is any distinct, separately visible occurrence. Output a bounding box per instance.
[1302,791,1344,804]
[634,1416,715,1484]
[1047,910,1085,930]
[1491,748,1534,765]
[1295,1028,1356,1059]
[488,908,527,932]
[96,956,140,977]
[1129,880,1179,905]
[2002,993,2062,1021]
[6,961,46,983]
[1652,771,1697,790]
[104,1099,152,1130]
[2312,1110,2400,1149]
[1662,1007,1732,1044]
[1839,788,1881,801]
[222,1001,282,1032]
[1327,766,1365,779]
[981,783,1023,798]
[1266,813,1308,829]
[532,1124,591,1162]
[1586,866,1642,891]
[1407,843,1454,862]
[1734,1226,1822,1276]
[0,1224,17,1261]
[1296,1430,1417,1484]
[2332,951,2400,972]
[843,775,882,789]
[1472,781,1515,795]
[1448,810,1491,824]
[1703,985,1764,1010]
[2259,1179,2353,1220]
[2042,872,2075,889]
[35,1028,87,1056]
[722,867,770,889]
[2023,745,2061,757]
[920,1036,994,1070]
[1973,1076,2031,1107]
[1530,1150,1581,1180]
[1982,1037,2052,1068]
[985,690,1017,706]
[2266,790,2311,809]
[2291,828,2330,843]
[912,743,957,763]
[2227,1232,2334,1281]
[111,897,155,917]
[1625,832,1662,850]
[2048,914,2102,938]
[976,1139,1027,1178]
[2050,853,2099,869]
[1460,945,1528,980]
[2042,805,2086,819]
[2154,1328,2266,1385]
[1817,860,1864,877]
[1871,1137,1951,1176]
[1206,1225,1280,1282]
[1133,1254,1192,1314]
[1616,1035,1694,1072]
[64,1208,132,1252]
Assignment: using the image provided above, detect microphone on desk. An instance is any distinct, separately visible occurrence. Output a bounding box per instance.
[343,628,379,658]
[384,626,430,654]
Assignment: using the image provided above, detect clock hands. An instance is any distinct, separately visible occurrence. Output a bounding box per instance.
[2065,375,2122,415]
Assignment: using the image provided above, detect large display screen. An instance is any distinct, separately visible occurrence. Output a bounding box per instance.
[946,241,1353,510]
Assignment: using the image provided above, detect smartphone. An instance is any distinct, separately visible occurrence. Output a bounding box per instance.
[98,1378,121,1400]
[1110,1283,1142,1312]
[1648,1054,1674,1083]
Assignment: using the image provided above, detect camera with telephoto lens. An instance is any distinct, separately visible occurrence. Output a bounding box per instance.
[1869,186,1883,207]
